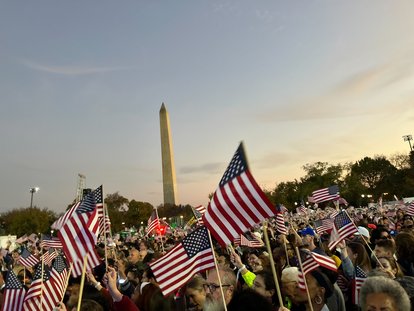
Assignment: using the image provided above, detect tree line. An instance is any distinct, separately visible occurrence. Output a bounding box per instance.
[1,151,413,237]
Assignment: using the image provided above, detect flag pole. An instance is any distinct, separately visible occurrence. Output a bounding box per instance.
[263,220,283,307]
[295,247,314,311]
[154,207,165,253]
[77,255,88,311]
[101,190,109,269]
[39,250,45,311]
[206,229,228,311]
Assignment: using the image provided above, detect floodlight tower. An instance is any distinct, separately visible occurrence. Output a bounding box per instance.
[29,187,40,208]
[403,135,413,151]
[76,173,86,203]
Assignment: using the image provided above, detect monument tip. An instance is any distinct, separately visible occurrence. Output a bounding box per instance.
[160,102,166,112]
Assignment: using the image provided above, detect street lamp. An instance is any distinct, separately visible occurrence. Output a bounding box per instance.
[29,187,39,208]
[403,135,413,151]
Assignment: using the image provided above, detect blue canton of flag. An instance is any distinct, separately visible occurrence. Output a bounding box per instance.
[182,226,211,257]
[77,185,103,214]
[53,254,67,273]
[219,145,247,186]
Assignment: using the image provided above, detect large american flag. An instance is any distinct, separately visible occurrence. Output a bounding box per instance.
[202,143,275,246]
[146,209,160,236]
[58,185,102,277]
[311,185,340,203]
[352,266,367,305]
[2,270,26,311]
[328,211,358,250]
[149,226,215,296]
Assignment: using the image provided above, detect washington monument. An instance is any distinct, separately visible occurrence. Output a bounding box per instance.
[159,103,178,205]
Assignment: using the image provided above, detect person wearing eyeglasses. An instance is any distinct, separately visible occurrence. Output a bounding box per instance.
[204,267,236,310]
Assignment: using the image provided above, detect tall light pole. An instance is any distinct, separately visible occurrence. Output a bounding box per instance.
[403,135,413,151]
[29,187,39,208]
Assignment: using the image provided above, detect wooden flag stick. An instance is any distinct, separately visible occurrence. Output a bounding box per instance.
[263,220,283,307]
[76,255,89,311]
[295,247,314,311]
[207,229,228,311]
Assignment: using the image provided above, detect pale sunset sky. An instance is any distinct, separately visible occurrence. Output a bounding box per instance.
[1,1,414,213]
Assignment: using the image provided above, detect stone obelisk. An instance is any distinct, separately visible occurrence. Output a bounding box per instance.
[159,103,178,205]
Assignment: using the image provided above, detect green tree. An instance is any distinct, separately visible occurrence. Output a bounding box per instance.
[126,200,154,228]
[105,192,129,232]
[2,207,57,236]
[349,156,398,199]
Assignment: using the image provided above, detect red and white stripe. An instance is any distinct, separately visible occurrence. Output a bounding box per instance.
[203,170,275,246]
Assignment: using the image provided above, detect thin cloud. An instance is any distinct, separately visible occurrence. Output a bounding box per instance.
[21,59,127,75]
[180,162,223,174]
[257,56,414,123]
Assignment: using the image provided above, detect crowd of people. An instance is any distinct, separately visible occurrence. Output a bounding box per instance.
[1,202,414,311]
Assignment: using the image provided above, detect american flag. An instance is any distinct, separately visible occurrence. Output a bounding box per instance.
[18,248,39,268]
[337,274,349,294]
[146,209,160,235]
[51,202,80,230]
[57,186,102,277]
[328,211,358,250]
[296,205,307,214]
[407,201,414,216]
[42,255,69,311]
[234,233,263,248]
[149,226,215,296]
[2,270,26,311]
[22,264,50,310]
[314,218,334,234]
[202,143,275,246]
[40,235,63,249]
[192,205,205,225]
[41,248,58,266]
[352,266,367,305]
[194,205,206,215]
[298,252,337,290]
[99,214,111,236]
[276,213,288,235]
[15,234,28,244]
[310,185,340,203]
